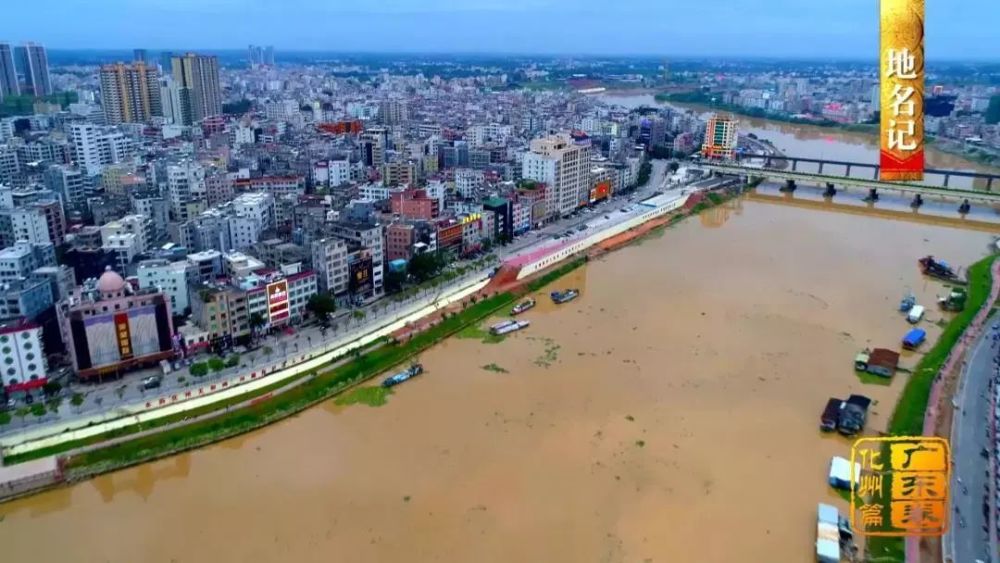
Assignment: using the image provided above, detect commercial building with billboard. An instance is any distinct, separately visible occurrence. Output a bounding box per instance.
[58,269,174,380]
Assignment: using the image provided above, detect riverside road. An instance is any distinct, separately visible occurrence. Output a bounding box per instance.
[0,160,676,437]
[950,316,999,563]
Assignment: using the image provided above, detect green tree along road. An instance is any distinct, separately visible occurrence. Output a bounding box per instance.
[306,293,337,320]
[986,94,1000,125]
[0,92,79,117]
[407,251,447,283]
[636,160,652,187]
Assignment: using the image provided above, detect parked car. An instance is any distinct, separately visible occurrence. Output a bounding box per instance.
[141,375,163,390]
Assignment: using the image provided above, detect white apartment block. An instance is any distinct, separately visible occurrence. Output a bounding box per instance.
[137,259,192,314]
[310,238,349,294]
[10,208,51,244]
[0,321,47,393]
[522,132,591,219]
[68,123,136,176]
[455,168,484,198]
[100,214,151,254]
[166,160,206,221]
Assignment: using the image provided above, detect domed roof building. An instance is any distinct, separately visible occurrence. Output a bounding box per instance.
[57,267,175,380]
[96,268,128,296]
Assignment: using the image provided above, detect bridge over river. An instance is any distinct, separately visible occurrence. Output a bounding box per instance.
[704,154,1000,208]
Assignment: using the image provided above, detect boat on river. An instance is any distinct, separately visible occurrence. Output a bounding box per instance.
[550,289,579,304]
[382,364,423,388]
[490,320,530,336]
[899,290,916,312]
[919,256,958,281]
[511,298,536,315]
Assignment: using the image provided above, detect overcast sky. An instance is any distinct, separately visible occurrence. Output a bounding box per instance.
[2,0,997,59]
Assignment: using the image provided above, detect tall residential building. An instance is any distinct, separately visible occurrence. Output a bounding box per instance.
[377,99,408,125]
[171,53,222,125]
[0,42,18,99]
[701,113,738,160]
[99,62,162,124]
[14,42,50,96]
[159,75,185,125]
[133,49,147,63]
[522,132,592,219]
[249,45,275,67]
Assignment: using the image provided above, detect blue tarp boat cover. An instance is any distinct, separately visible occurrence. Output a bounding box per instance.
[903,328,927,347]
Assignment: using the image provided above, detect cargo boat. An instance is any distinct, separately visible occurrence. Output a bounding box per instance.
[511,298,536,315]
[382,364,423,388]
[820,398,844,432]
[902,327,926,350]
[550,289,579,304]
[837,394,872,436]
[919,255,958,281]
[490,319,530,336]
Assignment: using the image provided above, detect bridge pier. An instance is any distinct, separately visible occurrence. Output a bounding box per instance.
[781,179,797,192]
[823,183,836,197]
[943,174,950,188]
[864,188,879,202]
[818,162,824,174]
[959,199,971,214]
[845,164,852,177]
[989,178,994,192]
[791,160,798,171]
[911,194,923,208]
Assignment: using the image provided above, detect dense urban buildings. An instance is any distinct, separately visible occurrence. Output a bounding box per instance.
[0,48,996,405]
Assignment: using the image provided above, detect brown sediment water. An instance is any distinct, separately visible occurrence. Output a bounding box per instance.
[0,198,994,563]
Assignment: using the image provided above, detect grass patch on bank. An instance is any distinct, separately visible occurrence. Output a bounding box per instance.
[334,386,392,407]
[60,292,520,474]
[854,370,894,386]
[457,324,506,344]
[887,255,995,435]
[867,254,997,561]
[481,363,509,374]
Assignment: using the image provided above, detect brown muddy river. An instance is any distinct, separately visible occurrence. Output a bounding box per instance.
[0,198,995,562]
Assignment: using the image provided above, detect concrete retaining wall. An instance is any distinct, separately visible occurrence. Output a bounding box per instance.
[516,194,689,280]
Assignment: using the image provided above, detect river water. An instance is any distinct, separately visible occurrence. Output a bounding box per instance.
[598,92,1000,191]
[0,185,995,561]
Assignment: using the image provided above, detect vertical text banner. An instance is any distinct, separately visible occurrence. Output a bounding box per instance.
[879,0,925,181]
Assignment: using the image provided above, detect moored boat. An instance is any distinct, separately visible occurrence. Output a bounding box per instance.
[491,319,530,336]
[918,255,957,281]
[382,364,423,388]
[511,298,536,315]
[550,289,579,304]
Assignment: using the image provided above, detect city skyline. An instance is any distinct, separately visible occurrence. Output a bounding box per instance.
[3,0,1000,59]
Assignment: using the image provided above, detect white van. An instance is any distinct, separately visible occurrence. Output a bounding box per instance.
[907,305,925,324]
